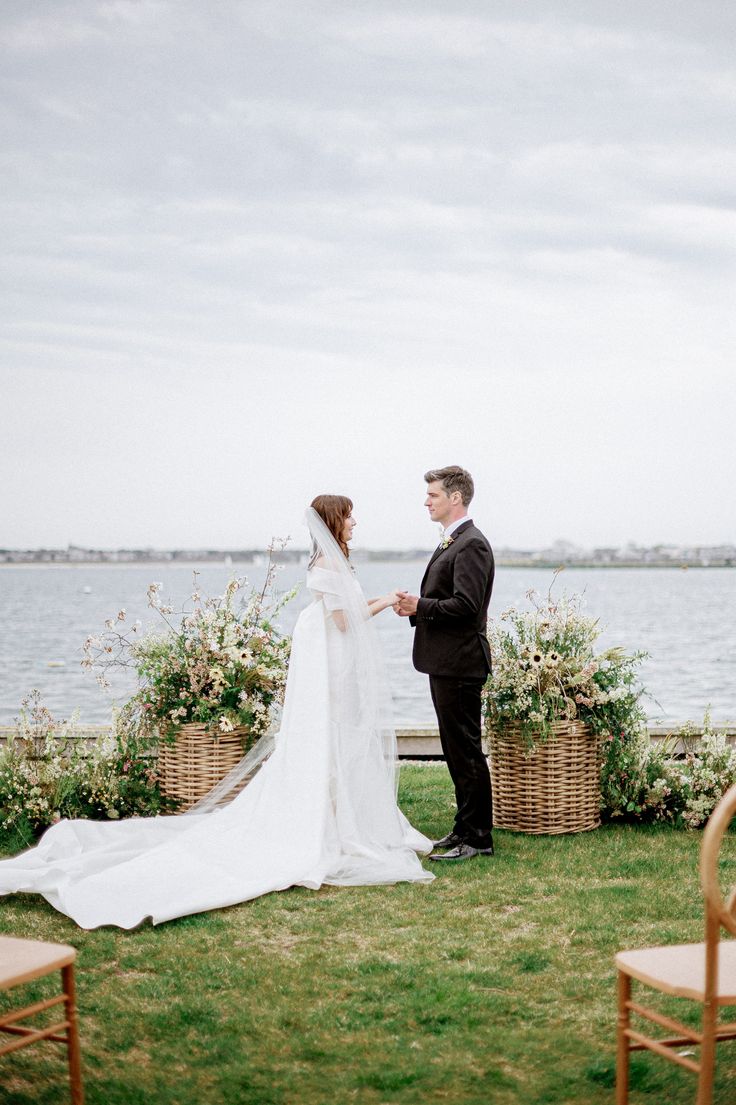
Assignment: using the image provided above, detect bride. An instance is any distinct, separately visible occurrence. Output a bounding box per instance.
[0,496,434,929]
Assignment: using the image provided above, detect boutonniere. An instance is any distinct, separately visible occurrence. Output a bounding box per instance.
[439,534,454,550]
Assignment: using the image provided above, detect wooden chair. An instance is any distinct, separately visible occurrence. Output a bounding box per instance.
[0,935,83,1104]
[615,782,736,1104]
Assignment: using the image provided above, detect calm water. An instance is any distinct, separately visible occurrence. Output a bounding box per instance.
[0,563,734,727]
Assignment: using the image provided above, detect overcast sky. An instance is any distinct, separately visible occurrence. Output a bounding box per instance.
[1,0,734,551]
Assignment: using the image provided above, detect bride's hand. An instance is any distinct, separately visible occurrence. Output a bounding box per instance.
[367,590,403,617]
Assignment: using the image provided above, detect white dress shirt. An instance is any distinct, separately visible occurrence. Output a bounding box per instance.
[442,515,471,540]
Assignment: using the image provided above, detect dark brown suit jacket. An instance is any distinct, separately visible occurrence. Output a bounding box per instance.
[410,520,494,680]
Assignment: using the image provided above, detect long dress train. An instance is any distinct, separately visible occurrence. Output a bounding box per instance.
[0,511,433,928]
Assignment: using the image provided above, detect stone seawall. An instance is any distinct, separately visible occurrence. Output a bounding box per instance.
[2,724,734,759]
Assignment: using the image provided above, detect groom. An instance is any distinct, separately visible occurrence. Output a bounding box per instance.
[395,466,495,861]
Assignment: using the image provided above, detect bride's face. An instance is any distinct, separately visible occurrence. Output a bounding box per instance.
[341,513,356,544]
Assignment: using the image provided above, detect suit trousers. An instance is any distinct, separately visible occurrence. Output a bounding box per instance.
[429,675,493,847]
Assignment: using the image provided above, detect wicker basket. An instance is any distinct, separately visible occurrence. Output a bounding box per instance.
[488,720,601,835]
[158,724,249,811]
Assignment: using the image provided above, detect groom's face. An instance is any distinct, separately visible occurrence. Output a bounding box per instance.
[425,480,458,527]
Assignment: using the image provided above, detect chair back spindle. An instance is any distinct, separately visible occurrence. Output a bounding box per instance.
[616,781,736,1105]
[700,782,736,939]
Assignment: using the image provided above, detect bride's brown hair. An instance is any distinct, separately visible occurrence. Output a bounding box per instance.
[310,494,353,560]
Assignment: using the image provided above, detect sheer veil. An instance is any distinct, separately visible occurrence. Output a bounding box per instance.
[188,506,399,815]
[304,505,399,793]
[0,504,430,931]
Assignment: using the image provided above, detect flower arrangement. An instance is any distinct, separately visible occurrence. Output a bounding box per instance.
[82,545,295,747]
[483,577,647,749]
[602,713,736,828]
[481,585,736,831]
[0,692,166,847]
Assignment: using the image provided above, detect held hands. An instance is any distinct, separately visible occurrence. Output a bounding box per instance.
[368,590,407,618]
[393,590,419,617]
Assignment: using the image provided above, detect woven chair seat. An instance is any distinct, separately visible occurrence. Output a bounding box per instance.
[0,937,77,990]
[616,942,736,1004]
[0,935,84,1103]
[614,783,736,1104]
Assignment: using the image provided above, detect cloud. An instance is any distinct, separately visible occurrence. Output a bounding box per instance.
[0,12,108,53]
[0,1,734,547]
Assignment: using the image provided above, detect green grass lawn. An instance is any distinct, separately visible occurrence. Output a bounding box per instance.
[1,765,735,1105]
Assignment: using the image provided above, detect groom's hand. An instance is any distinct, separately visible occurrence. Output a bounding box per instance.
[395,591,419,616]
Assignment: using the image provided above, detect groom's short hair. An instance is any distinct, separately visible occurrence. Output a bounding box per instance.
[424,466,474,506]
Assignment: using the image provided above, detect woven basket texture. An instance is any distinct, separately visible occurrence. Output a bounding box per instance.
[158,724,248,811]
[488,720,601,835]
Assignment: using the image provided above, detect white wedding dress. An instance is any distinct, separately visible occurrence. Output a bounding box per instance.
[0,510,433,929]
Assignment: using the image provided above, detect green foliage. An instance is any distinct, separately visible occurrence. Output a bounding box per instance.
[0,693,169,847]
[483,577,647,747]
[82,550,295,742]
[482,577,735,830]
[601,713,736,828]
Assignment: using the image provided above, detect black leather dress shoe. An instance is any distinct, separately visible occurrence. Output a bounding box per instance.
[433,831,464,849]
[429,842,495,862]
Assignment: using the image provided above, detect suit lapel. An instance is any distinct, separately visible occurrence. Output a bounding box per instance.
[420,521,474,589]
[420,549,441,590]
[449,520,474,541]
